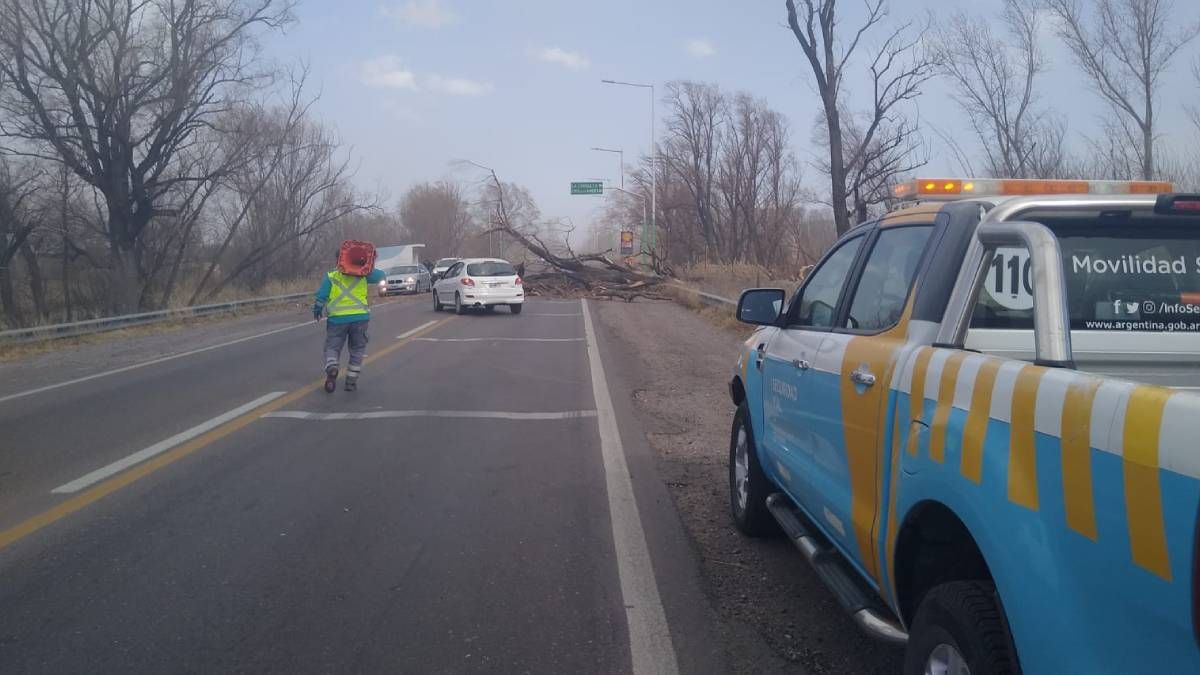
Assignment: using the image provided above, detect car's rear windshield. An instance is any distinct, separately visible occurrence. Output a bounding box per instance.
[971,216,1200,332]
[436,259,457,266]
[466,261,516,277]
[388,266,421,274]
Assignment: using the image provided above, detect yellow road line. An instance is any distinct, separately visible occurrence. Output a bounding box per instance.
[0,318,448,553]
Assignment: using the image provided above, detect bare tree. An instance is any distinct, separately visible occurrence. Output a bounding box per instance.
[660,81,726,254]
[0,0,293,312]
[0,158,41,326]
[785,0,935,235]
[1045,0,1199,180]
[197,114,373,300]
[838,110,928,222]
[399,182,474,261]
[935,0,1066,178]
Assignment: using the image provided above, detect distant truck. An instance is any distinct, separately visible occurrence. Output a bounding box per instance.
[375,244,426,270]
[728,178,1200,674]
[373,244,431,296]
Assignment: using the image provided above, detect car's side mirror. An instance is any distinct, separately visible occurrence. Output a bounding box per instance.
[737,288,785,326]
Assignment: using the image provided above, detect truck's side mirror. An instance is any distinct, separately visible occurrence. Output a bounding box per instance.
[737,288,785,326]
[939,220,1074,368]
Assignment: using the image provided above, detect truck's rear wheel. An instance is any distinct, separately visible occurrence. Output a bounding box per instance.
[729,403,777,536]
[903,581,1019,675]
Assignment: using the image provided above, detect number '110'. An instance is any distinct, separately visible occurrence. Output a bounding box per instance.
[991,253,1032,296]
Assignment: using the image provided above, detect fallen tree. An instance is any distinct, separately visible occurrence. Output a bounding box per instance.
[475,168,673,301]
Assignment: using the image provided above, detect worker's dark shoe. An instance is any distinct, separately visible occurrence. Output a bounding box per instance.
[324,365,339,393]
[344,378,358,392]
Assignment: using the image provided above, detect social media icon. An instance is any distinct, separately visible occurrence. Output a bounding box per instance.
[1143,300,1157,314]
[1125,302,1138,314]
[1113,299,1123,314]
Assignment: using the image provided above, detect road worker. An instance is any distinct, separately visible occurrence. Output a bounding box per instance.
[313,248,386,393]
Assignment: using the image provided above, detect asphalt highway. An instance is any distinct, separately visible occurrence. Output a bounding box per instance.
[0,296,727,674]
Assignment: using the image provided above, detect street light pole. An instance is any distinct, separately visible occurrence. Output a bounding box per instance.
[601,79,656,270]
[589,147,624,189]
[465,159,498,257]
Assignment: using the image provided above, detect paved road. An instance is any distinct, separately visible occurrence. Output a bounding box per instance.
[0,297,727,674]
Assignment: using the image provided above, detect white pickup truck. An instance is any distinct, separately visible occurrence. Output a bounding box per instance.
[728,179,1200,674]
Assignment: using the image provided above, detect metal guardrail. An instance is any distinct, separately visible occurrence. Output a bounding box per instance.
[668,282,737,309]
[0,292,310,344]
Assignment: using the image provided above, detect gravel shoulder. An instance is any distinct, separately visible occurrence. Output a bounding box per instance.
[594,298,903,675]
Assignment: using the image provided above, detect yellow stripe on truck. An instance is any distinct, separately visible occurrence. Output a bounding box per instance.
[961,358,1001,484]
[929,352,967,463]
[907,348,933,456]
[1061,379,1101,540]
[1122,386,1174,581]
[1008,365,1044,510]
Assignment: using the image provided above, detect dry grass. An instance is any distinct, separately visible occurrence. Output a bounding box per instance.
[663,283,755,337]
[169,278,314,309]
[677,262,800,302]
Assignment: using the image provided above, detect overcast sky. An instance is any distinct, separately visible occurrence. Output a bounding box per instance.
[265,0,1200,235]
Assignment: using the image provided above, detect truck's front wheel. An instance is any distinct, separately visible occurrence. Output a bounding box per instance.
[904,581,1019,675]
[729,403,777,536]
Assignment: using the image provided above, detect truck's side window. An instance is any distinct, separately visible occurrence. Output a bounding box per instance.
[789,236,864,329]
[844,225,933,331]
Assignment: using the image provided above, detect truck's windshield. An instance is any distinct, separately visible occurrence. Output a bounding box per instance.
[971,216,1200,332]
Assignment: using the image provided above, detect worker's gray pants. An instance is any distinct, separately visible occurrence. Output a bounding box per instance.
[324,320,369,380]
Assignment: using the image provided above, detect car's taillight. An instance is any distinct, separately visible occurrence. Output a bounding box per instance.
[514,276,523,286]
[461,277,475,286]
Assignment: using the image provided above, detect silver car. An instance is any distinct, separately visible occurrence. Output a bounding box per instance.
[377,264,431,296]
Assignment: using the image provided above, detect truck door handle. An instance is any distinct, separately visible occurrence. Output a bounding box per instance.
[849,367,876,387]
[755,344,766,371]
[792,359,810,370]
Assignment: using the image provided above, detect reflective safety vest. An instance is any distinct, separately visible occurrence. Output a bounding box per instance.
[326,271,369,317]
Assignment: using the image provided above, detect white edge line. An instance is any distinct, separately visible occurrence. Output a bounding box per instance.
[0,323,312,405]
[397,320,439,340]
[580,298,679,675]
[525,312,584,316]
[265,410,598,420]
[51,391,287,494]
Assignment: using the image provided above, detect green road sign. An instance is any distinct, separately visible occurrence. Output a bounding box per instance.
[570,181,603,195]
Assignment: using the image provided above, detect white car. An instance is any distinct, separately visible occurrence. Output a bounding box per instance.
[432,258,524,314]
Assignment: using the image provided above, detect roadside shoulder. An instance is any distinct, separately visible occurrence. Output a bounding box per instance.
[592,298,902,674]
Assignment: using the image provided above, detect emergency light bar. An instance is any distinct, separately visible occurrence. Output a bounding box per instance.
[892,178,1174,202]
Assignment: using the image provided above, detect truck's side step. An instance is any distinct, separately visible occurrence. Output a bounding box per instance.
[765,493,908,646]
